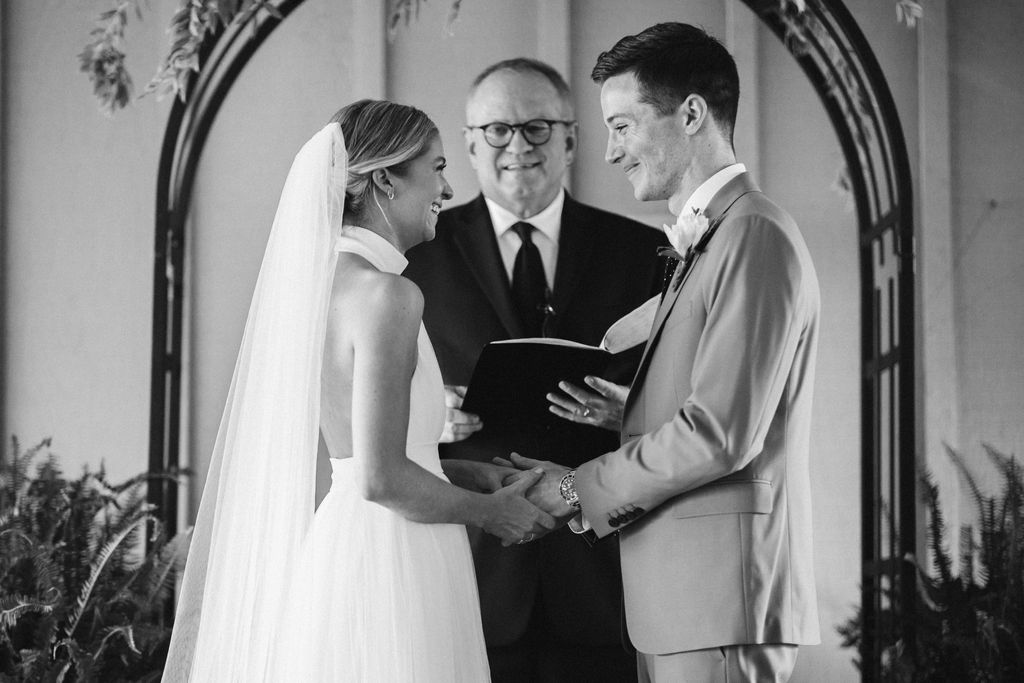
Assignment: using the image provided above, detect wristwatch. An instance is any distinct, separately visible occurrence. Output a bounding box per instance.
[558,470,581,510]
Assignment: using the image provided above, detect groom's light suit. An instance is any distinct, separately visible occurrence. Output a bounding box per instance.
[576,172,822,656]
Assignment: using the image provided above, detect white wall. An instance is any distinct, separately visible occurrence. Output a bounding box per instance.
[2,0,173,480]
[949,0,1024,470]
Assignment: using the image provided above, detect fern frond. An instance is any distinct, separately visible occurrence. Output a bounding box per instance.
[144,527,192,605]
[96,624,140,657]
[52,637,91,681]
[958,524,975,582]
[0,593,56,629]
[944,443,987,523]
[921,469,953,583]
[61,512,155,640]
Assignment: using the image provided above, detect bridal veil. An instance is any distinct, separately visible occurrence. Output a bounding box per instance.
[162,123,347,681]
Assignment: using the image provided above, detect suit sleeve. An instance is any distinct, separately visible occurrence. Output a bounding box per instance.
[576,214,814,538]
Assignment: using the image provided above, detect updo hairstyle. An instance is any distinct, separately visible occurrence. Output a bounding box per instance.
[329,99,439,220]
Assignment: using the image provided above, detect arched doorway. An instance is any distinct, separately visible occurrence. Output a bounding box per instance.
[146,1,914,677]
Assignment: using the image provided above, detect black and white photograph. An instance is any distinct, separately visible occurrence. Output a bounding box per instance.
[2,1,1021,681]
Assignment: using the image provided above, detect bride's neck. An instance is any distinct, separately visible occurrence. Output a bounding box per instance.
[342,211,403,252]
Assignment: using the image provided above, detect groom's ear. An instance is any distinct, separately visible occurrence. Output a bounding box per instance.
[679,94,708,135]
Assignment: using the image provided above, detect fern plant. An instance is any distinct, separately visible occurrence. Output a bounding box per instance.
[0,437,189,682]
[839,444,1024,681]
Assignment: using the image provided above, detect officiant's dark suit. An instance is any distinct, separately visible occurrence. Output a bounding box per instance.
[405,59,665,682]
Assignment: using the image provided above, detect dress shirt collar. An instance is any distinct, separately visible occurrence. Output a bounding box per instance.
[486,189,565,245]
[679,163,747,219]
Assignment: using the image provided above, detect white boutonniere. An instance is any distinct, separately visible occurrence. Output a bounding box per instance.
[663,207,710,253]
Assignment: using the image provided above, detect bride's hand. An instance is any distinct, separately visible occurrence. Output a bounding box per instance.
[483,469,557,546]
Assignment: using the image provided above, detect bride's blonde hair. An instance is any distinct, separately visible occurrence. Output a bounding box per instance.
[330,99,438,219]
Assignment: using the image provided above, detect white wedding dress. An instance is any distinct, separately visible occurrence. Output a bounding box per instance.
[280,227,491,682]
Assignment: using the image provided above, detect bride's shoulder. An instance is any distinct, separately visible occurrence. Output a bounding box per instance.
[331,260,423,330]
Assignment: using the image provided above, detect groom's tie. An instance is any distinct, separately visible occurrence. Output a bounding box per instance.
[511,222,548,336]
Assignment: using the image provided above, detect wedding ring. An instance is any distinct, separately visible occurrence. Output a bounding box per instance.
[518,533,534,545]
[581,407,592,418]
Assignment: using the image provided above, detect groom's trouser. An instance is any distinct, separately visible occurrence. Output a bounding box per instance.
[637,643,798,683]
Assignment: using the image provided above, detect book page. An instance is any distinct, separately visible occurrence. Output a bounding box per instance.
[491,337,601,350]
[599,295,660,354]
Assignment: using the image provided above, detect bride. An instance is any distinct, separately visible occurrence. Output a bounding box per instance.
[162,100,554,681]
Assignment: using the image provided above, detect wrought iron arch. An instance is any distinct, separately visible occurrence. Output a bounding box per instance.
[148,1,914,677]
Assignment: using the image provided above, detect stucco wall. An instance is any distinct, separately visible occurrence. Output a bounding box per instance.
[2,0,173,480]
[949,0,1024,466]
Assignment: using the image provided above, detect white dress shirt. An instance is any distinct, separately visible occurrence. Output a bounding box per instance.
[485,189,565,288]
[680,163,746,218]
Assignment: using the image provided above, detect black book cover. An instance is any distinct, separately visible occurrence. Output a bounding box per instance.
[461,339,613,451]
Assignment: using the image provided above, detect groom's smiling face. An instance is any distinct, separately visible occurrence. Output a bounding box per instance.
[600,72,689,203]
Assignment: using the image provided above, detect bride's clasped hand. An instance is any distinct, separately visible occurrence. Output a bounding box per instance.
[478,466,556,546]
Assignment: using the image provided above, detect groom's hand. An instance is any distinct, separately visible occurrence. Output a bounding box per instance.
[495,453,576,520]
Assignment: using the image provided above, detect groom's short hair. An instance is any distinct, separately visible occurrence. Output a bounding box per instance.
[591,22,739,141]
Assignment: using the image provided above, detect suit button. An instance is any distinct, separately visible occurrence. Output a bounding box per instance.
[609,517,620,528]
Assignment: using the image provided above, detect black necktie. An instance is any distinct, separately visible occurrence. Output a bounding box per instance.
[511,222,547,336]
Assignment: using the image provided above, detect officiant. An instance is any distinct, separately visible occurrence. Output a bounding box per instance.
[405,58,665,683]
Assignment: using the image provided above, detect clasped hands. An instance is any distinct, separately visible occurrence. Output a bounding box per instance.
[442,378,627,546]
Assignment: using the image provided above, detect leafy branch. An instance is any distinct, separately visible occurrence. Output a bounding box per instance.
[80,0,446,113]
[80,1,923,114]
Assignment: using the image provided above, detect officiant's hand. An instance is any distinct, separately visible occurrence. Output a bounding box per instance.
[485,469,557,546]
[495,453,576,521]
[440,385,482,443]
[547,375,627,432]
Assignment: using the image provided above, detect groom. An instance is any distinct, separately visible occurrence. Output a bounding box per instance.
[508,23,821,682]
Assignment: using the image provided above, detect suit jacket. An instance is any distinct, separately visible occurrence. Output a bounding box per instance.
[405,193,666,647]
[575,174,822,654]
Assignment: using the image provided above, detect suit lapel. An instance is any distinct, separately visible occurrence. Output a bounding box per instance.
[626,173,761,410]
[548,195,594,337]
[452,195,525,338]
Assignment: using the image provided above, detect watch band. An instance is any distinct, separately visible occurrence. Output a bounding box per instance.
[559,470,581,510]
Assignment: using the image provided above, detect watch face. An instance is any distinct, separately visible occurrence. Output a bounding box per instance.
[559,471,580,508]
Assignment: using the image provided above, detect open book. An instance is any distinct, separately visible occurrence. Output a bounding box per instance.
[461,296,659,442]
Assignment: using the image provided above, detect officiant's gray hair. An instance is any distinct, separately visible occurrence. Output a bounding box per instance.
[330,99,439,218]
[467,58,574,118]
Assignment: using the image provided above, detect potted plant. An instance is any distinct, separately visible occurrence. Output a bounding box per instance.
[0,438,189,681]
[839,444,1024,681]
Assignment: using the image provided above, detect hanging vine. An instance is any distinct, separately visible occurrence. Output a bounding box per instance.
[79,0,917,114]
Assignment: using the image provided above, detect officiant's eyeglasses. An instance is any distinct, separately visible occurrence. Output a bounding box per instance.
[468,119,576,148]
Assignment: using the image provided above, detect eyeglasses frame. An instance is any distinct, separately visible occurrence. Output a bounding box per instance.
[465,119,577,149]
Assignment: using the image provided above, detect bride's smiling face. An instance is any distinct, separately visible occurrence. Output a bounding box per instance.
[389,135,454,250]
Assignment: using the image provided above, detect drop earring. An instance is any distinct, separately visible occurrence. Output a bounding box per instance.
[386,187,395,200]
[373,185,393,229]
